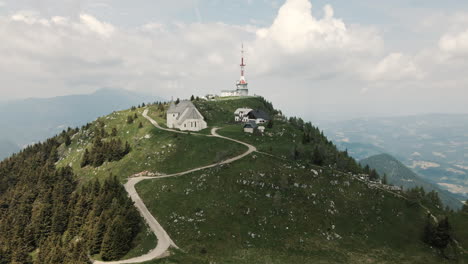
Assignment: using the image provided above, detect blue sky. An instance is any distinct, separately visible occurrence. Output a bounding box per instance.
[0,0,467,119]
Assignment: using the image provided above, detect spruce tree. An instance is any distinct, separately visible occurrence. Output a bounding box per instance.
[382,173,388,185]
[65,134,72,146]
[461,200,468,213]
[127,115,134,124]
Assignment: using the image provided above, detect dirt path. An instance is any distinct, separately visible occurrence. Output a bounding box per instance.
[93,109,256,264]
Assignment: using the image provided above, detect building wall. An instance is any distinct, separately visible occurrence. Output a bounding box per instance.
[167,113,179,128]
[244,127,254,133]
[236,86,249,96]
[221,90,238,97]
[179,119,207,131]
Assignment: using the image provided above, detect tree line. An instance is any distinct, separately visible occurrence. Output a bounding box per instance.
[0,128,142,263]
[80,123,131,168]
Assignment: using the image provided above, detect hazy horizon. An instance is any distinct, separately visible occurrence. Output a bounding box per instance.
[1,88,467,123]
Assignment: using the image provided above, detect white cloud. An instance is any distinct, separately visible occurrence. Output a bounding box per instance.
[366,53,424,81]
[250,0,383,81]
[0,0,467,118]
[79,14,115,37]
[257,2,354,53]
[439,29,468,55]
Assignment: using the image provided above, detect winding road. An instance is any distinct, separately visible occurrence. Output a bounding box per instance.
[93,109,257,264]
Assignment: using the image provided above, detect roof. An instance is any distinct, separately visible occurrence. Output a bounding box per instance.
[247,109,270,120]
[168,100,205,124]
[243,121,257,129]
[183,108,203,120]
[167,100,194,114]
[234,108,252,115]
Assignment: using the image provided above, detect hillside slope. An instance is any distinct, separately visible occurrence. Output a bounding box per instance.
[322,114,468,201]
[1,96,467,263]
[361,153,463,210]
[0,88,159,160]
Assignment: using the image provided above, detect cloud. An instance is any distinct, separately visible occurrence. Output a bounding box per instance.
[0,11,249,99]
[439,29,468,55]
[250,0,383,81]
[365,53,424,81]
[79,14,115,37]
[0,0,467,118]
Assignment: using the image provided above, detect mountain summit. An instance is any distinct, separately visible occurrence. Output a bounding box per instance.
[0,96,467,263]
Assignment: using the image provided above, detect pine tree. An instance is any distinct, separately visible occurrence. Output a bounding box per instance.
[65,134,72,146]
[111,127,118,137]
[312,147,324,166]
[124,141,131,155]
[190,95,195,101]
[80,149,90,168]
[89,211,108,255]
[424,216,452,251]
[382,173,388,185]
[127,115,134,124]
[463,200,468,213]
[369,169,379,181]
[175,98,180,104]
[138,122,143,128]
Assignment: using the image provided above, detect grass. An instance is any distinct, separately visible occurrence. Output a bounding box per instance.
[135,154,454,263]
[217,122,304,158]
[54,97,468,263]
[194,97,273,126]
[54,104,247,261]
[56,106,246,183]
[451,212,468,251]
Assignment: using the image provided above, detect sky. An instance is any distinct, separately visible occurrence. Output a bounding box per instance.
[0,0,468,120]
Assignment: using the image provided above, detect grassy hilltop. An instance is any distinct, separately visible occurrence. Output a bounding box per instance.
[1,96,467,263]
[63,96,468,263]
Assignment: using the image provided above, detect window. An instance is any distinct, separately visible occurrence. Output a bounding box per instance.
[195,122,197,127]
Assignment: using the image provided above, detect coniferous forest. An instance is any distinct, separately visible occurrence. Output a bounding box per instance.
[0,130,142,264]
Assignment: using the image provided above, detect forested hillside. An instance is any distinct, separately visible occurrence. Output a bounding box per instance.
[0,130,143,263]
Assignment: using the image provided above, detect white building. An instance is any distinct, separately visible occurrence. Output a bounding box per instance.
[221,44,249,97]
[167,100,207,131]
[234,108,252,122]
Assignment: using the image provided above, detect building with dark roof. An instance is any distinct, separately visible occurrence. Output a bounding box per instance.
[167,100,207,131]
[247,109,270,124]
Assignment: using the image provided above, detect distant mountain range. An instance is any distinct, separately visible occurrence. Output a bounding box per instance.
[361,153,463,210]
[0,88,164,160]
[322,114,468,200]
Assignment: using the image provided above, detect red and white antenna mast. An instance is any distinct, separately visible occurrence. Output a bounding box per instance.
[239,43,247,84]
